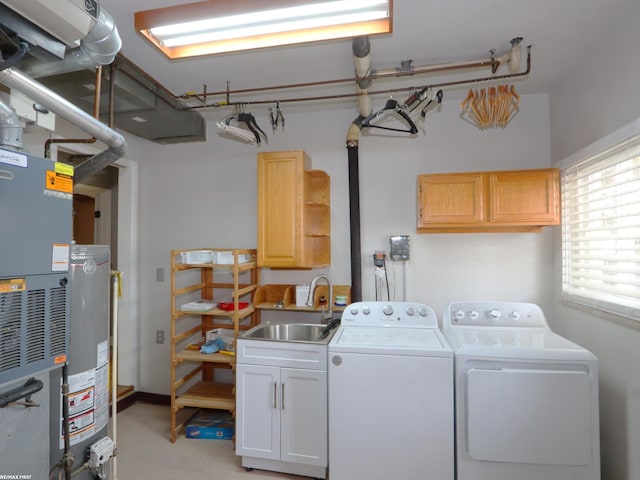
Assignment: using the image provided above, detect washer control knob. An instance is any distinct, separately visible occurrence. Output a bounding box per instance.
[468,310,479,320]
[488,309,501,321]
[454,310,465,322]
[362,306,371,315]
[418,307,429,317]
[350,307,359,315]
[382,304,394,316]
[406,306,416,316]
[510,311,521,320]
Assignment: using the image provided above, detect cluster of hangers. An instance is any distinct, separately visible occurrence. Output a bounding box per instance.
[216,82,516,144]
[460,84,520,129]
[359,87,444,134]
[216,102,286,145]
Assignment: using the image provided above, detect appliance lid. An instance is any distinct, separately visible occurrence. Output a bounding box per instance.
[330,326,452,356]
[444,329,597,361]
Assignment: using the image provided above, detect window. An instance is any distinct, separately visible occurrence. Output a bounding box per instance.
[561,135,640,320]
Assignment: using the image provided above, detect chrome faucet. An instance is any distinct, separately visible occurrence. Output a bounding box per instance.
[306,274,333,324]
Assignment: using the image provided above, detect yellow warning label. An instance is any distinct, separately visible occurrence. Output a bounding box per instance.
[46,170,73,193]
[55,162,75,177]
[0,278,26,293]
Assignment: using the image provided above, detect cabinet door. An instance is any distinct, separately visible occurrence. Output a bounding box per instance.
[257,151,307,267]
[417,173,485,228]
[280,368,327,467]
[236,364,281,460]
[489,169,560,224]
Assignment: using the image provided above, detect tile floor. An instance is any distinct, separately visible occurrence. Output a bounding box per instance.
[115,402,308,479]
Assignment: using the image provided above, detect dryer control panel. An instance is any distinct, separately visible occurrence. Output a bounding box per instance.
[443,301,548,329]
[340,301,438,328]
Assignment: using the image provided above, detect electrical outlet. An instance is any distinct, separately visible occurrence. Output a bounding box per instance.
[156,330,165,344]
[156,267,165,282]
[373,251,386,267]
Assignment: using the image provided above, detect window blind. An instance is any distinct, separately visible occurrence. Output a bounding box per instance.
[561,135,640,320]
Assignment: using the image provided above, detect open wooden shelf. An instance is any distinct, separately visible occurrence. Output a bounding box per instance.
[254,284,351,312]
[170,248,258,442]
[174,381,235,411]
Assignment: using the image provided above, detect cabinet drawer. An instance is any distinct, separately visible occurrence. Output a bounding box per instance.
[237,339,328,370]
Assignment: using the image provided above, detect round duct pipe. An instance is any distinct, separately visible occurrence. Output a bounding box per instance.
[0,99,23,151]
[0,67,127,182]
[352,36,372,118]
[347,142,363,303]
[346,37,372,302]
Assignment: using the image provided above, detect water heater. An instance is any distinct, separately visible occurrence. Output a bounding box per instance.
[50,245,111,480]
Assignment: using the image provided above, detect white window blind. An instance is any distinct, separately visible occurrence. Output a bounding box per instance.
[561,135,640,320]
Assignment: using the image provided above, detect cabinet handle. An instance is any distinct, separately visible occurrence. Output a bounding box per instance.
[281,383,285,410]
[273,382,277,409]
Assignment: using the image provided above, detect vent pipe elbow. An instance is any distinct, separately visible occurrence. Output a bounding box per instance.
[79,8,121,66]
[22,7,122,78]
[347,121,362,145]
[0,99,24,151]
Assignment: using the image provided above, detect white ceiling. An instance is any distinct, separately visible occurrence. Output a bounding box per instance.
[99,0,630,110]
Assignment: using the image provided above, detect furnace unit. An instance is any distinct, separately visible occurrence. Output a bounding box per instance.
[0,146,72,386]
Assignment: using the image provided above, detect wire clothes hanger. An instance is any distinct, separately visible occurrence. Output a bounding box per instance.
[217,105,268,145]
[360,98,419,134]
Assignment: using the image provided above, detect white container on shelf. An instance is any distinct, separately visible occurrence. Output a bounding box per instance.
[296,285,310,307]
[179,250,213,264]
[212,251,252,264]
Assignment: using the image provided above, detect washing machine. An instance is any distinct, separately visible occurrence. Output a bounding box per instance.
[442,301,600,480]
[328,301,454,480]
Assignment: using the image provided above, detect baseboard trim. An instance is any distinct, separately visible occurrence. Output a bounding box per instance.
[117,391,171,412]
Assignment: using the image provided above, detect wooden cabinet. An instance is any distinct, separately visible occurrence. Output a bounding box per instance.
[417,168,560,232]
[235,365,327,466]
[257,150,330,268]
[169,248,259,442]
[236,341,328,478]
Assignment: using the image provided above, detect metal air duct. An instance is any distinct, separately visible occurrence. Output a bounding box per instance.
[0,67,127,182]
[4,1,206,145]
[0,1,127,181]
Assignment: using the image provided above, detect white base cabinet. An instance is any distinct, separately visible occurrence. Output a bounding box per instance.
[236,340,328,479]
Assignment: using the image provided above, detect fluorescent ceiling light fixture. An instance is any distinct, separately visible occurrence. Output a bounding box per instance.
[135,0,392,59]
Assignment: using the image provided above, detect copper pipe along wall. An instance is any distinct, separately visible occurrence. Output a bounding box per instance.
[44,65,103,158]
[178,57,500,102]
[184,47,531,109]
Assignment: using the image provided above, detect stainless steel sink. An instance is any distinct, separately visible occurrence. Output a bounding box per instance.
[242,323,336,344]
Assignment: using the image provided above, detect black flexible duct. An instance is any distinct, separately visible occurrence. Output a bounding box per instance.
[0,377,43,407]
[347,142,362,302]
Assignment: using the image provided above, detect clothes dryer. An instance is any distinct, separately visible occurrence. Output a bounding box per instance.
[328,302,454,480]
[443,301,600,480]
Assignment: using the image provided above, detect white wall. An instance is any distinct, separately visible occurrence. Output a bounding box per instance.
[135,93,552,393]
[549,2,640,479]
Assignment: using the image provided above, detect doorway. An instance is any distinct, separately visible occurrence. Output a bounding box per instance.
[62,150,135,402]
